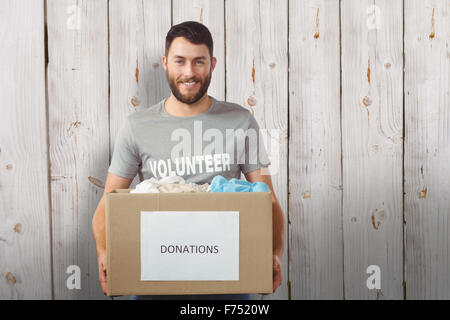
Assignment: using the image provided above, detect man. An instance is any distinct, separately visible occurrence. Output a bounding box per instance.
[92,21,285,300]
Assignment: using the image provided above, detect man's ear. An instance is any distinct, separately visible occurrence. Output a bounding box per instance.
[211,57,217,72]
[162,56,167,71]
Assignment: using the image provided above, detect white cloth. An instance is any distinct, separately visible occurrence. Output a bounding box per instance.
[130,175,209,194]
[158,182,210,193]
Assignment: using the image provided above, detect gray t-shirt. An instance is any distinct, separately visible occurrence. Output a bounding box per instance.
[108,96,270,184]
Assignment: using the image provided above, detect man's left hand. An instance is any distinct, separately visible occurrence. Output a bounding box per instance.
[262,254,282,295]
[272,254,282,293]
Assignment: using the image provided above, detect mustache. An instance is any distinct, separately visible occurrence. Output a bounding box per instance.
[177,78,201,83]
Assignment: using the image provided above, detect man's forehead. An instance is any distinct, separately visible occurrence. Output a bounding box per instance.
[168,37,210,58]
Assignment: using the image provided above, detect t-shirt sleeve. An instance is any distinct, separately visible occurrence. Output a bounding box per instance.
[239,113,271,174]
[108,119,141,179]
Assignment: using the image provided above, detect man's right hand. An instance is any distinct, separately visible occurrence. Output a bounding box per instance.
[97,250,107,295]
[92,173,133,296]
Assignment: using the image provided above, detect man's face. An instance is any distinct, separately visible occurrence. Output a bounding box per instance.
[163,37,216,105]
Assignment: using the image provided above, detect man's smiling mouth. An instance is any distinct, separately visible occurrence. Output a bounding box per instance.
[180,80,200,88]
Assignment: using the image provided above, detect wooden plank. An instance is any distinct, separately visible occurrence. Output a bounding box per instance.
[0,0,52,300]
[341,0,403,299]
[47,0,109,299]
[173,0,225,101]
[226,0,289,300]
[109,0,171,188]
[288,0,343,299]
[404,0,450,299]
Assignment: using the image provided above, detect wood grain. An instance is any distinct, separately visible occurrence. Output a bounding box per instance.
[289,0,343,299]
[341,0,403,299]
[47,0,109,299]
[404,0,450,299]
[0,0,52,300]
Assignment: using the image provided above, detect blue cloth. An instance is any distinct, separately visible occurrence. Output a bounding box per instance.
[130,293,251,300]
[210,175,269,193]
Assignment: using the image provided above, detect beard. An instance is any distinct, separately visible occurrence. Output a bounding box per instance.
[166,69,212,105]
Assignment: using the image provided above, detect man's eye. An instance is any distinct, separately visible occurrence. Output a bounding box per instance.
[196,60,204,64]
[175,60,183,64]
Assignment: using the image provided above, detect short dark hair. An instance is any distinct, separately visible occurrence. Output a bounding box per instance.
[165,21,213,58]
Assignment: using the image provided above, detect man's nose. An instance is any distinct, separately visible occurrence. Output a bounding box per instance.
[182,63,195,78]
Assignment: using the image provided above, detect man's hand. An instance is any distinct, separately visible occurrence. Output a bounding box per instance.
[272,254,282,293]
[261,254,282,295]
[97,251,107,295]
[92,173,132,295]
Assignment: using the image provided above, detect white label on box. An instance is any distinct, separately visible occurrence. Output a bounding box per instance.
[140,211,239,281]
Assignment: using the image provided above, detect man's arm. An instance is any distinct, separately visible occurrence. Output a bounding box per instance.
[92,172,133,294]
[244,168,286,293]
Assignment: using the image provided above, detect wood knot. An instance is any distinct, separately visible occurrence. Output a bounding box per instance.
[131,96,141,107]
[135,58,139,83]
[371,208,386,230]
[13,224,22,233]
[247,96,257,107]
[67,121,82,136]
[371,212,381,230]
[252,63,256,83]
[363,96,372,107]
[419,187,427,199]
[5,272,16,284]
[88,176,105,189]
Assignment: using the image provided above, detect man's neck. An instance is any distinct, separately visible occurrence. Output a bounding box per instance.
[164,94,212,117]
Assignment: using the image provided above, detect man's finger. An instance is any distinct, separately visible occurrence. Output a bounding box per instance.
[99,267,107,294]
[100,278,107,294]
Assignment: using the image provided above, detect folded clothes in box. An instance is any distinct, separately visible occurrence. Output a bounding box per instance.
[130,174,269,194]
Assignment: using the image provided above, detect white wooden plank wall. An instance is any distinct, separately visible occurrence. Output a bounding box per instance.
[0,0,52,300]
[1,0,450,300]
[341,0,404,299]
[47,0,109,299]
[289,0,343,300]
[404,0,450,300]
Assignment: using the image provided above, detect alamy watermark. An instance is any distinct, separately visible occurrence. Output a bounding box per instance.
[366,265,381,290]
[144,121,281,179]
[66,265,81,290]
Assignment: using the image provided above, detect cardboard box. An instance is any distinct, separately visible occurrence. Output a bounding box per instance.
[105,190,273,296]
